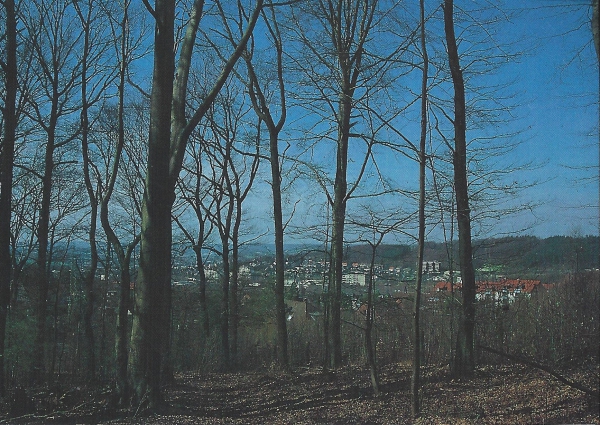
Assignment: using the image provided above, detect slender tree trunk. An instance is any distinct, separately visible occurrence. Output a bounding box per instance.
[230,231,239,366]
[324,0,375,368]
[115,245,135,402]
[79,6,97,380]
[107,3,134,401]
[243,14,288,367]
[329,86,353,369]
[365,243,379,396]
[0,0,17,397]
[128,0,175,408]
[220,243,230,371]
[270,131,288,367]
[443,0,477,379]
[412,0,428,416]
[193,244,210,336]
[329,174,346,369]
[34,115,57,382]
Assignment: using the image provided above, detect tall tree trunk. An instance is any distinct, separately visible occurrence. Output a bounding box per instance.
[365,243,379,396]
[329,130,348,368]
[127,0,261,406]
[128,0,176,408]
[323,0,375,369]
[115,242,136,402]
[34,112,57,383]
[230,230,239,366]
[220,242,230,371]
[270,131,288,367]
[443,0,477,379]
[412,0,428,416]
[243,12,288,367]
[0,0,17,397]
[78,2,97,380]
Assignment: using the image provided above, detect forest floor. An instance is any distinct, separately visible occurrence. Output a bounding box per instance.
[1,362,598,424]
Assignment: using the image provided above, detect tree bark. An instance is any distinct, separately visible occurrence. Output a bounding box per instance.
[270,130,289,368]
[193,242,210,336]
[365,243,379,396]
[220,240,231,371]
[0,0,18,397]
[412,0,428,416]
[33,101,57,383]
[77,1,98,381]
[128,0,175,408]
[128,0,261,405]
[230,223,240,366]
[443,0,477,379]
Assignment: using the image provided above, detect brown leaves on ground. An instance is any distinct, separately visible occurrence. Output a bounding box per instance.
[2,363,598,424]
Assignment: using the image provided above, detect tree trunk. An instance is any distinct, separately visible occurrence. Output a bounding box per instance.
[243,16,288,367]
[230,231,239,366]
[270,131,288,368]
[79,4,97,380]
[323,0,374,369]
[0,0,17,397]
[365,244,379,396]
[194,244,210,336]
[34,111,57,383]
[443,0,477,379]
[412,0,428,415]
[220,243,230,371]
[329,166,347,369]
[115,244,136,402]
[127,0,260,406]
[128,0,175,409]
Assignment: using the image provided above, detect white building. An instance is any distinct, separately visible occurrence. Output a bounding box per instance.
[342,272,367,287]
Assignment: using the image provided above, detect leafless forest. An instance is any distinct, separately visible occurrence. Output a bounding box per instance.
[0,0,598,423]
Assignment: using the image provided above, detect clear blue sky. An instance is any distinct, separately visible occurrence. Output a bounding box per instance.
[505,2,598,237]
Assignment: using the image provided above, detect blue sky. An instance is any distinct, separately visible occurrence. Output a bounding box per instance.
[167,1,599,246]
[274,1,599,243]
[506,2,598,237]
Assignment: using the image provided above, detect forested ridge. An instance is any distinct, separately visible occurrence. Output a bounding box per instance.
[340,235,600,277]
[0,0,598,423]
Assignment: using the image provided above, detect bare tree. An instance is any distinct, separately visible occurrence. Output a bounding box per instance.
[200,86,261,369]
[94,0,149,401]
[240,6,290,367]
[128,0,263,407]
[72,0,114,381]
[288,0,384,369]
[443,0,476,378]
[22,0,84,381]
[0,0,18,397]
[174,129,215,338]
[348,207,412,396]
[412,0,428,415]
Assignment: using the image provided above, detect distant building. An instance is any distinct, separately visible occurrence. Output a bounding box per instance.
[433,278,553,305]
[342,272,367,287]
[475,279,552,302]
[422,261,441,273]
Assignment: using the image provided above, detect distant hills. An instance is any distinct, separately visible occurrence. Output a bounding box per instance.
[273,235,599,282]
